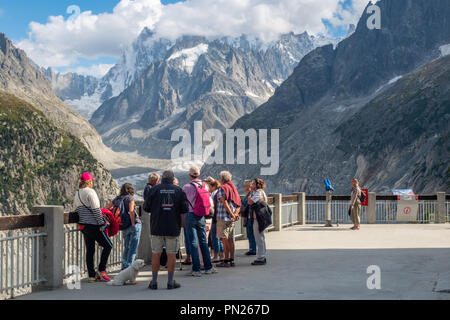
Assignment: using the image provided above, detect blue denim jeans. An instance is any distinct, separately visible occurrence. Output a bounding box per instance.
[183,227,191,255]
[185,212,212,272]
[246,220,256,254]
[122,223,142,269]
[210,222,223,254]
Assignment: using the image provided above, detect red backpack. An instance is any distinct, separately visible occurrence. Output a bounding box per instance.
[189,182,211,217]
[101,209,120,237]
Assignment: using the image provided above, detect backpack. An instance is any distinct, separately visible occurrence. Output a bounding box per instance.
[160,248,168,267]
[359,190,366,204]
[112,196,132,230]
[189,182,211,217]
[101,209,120,237]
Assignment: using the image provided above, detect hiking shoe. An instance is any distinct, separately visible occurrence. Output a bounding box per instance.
[167,280,181,290]
[251,259,267,266]
[88,277,96,283]
[189,271,202,277]
[148,281,158,290]
[204,267,218,275]
[216,261,230,268]
[96,271,111,282]
[245,251,256,256]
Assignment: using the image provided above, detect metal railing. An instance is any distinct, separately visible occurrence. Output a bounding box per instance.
[447,201,450,223]
[0,230,46,298]
[63,224,127,279]
[281,201,298,227]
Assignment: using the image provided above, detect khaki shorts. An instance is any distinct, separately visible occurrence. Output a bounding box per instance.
[216,220,235,239]
[151,236,180,254]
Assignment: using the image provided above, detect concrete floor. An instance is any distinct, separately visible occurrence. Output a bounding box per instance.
[17,224,450,300]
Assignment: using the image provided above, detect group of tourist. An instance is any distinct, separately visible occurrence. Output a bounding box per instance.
[73,166,271,290]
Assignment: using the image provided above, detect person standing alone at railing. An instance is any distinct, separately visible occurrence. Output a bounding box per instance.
[350,179,362,230]
[74,172,112,283]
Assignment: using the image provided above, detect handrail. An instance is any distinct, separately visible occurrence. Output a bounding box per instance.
[0,196,447,231]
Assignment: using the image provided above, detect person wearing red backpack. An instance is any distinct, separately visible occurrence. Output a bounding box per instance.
[106,183,142,270]
[182,167,218,277]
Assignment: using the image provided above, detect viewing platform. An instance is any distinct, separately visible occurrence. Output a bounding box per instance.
[1,192,449,300]
[16,223,450,300]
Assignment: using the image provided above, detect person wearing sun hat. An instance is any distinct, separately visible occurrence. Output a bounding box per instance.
[74,172,112,283]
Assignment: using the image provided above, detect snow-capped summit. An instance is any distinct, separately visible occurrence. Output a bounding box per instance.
[45,28,341,120]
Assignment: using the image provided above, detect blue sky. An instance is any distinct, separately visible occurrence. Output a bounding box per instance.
[0,0,182,40]
[0,0,366,77]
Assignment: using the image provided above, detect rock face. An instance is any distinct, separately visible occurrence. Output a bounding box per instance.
[90,32,336,158]
[0,33,119,214]
[0,32,151,171]
[203,0,450,194]
[0,92,118,214]
[42,68,100,119]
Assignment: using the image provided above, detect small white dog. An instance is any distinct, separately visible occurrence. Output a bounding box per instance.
[108,259,146,286]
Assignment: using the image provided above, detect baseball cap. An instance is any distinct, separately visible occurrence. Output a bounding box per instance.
[80,172,95,182]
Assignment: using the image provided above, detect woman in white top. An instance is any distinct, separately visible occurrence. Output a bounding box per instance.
[247,178,268,265]
[74,172,112,283]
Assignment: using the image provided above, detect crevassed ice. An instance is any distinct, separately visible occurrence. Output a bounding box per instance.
[167,44,209,73]
[440,44,450,57]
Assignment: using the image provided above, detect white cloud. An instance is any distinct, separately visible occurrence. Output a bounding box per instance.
[17,0,163,67]
[156,0,368,42]
[64,63,115,78]
[16,0,369,69]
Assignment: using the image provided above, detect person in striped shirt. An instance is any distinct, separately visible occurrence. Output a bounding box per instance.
[74,172,112,283]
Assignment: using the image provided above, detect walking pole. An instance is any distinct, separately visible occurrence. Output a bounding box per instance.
[101,229,129,268]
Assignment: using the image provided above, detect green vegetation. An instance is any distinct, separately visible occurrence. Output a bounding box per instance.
[0,91,101,214]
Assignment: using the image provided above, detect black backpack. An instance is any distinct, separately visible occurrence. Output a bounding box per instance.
[360,190,366,203]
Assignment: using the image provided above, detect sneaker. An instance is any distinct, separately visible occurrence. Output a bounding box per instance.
[167,280,181,290]
[251,259,267,266]
[96,271,111,282]
[148,281,158,290]
[190,271,202,277]
[88,277,96,283]
[229,260,235,267]
[245,251,256,256]
[204,267,218,275]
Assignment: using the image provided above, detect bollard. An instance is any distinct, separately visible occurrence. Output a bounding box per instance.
[435,192,446,224]
[324,191,333,227]
[32,206,65,291]
[293,192,306,225]
[270,194,282,231]
[367,192,377,224]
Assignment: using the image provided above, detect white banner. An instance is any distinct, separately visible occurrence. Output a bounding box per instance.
[396,199,418,222]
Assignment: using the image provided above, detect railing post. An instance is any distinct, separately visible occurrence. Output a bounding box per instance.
[137,209,152,264]
[270,194,282,231]
[32,206,65,291]
[325,191,332,227]
[367,192,377,224]
[293,192,306,225]
[435,192,446,224]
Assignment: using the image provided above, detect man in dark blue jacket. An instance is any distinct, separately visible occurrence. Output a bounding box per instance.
[144,170,189,290]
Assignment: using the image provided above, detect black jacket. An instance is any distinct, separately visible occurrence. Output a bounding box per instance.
[143,178,189,237]
[244,200,273,233]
